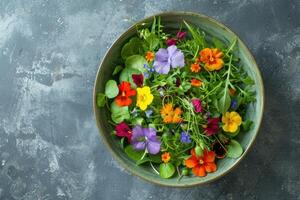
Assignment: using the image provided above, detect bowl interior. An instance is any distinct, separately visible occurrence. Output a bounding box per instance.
[93,12,264,187]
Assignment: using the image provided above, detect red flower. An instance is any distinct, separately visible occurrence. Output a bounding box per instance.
[115,122,132,142]
[185,149,217,177]
[166,38,177,46]
[176,31,186,40]
[115,81,136,106]
[203,117,219,136]
[132,74,144,87]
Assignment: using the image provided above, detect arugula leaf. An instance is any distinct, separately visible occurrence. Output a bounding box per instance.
[218,89,231,114]
[183,21,206,48]
[105,80,119,98]
[112,65,123,75]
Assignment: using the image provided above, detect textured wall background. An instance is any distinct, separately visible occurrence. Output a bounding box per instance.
[0,0,299,199]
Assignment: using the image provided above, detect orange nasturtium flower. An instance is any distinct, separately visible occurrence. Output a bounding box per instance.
[161,152,171,163]
[185,148,217,177]
[115,81,136,106]
[190,79,202,87]
[199,48,224,71]
[145,51,155,62]
[160,103,182,124]
[190,63,201,73]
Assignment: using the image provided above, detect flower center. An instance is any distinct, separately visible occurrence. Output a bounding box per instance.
[199,159,204,165]
[121,91,126,96]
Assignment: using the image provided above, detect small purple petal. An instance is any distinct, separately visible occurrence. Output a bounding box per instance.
[167,45,178,57]
[131,125,144,140]
[144,128,157,140]
[192,99,202,113]
[146,139,161,154]
[170,49,185,68]
[176,31,186,40]
[166,38,177,46]
[132,141,146,151]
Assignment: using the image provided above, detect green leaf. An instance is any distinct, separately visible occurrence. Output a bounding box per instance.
[96,93,106,107]
[125,55,148,72]
[226,139,243,158]
[105,80,119,98]
[132,117,144,126]
[242,76,255,85]
[218,90,231,114]
[110,101,130,123]
[159,163,175,179]
[112,65,123,75]
[119,67,140,87]
[212,37,225,50]
[125,145,144,161]
[136,154,162,165]
[183,21,205,48]
[242,120,253,132]
[145,33,160,50]
[224,127,240,137]
[195,145,203,157]
[121,37,143,60]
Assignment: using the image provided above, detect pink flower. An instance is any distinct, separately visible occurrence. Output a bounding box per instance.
[176,31,186,40]
[115,122,132,142]
[166,38,177,46]
[203,118,219,136]
[191,99,202,113]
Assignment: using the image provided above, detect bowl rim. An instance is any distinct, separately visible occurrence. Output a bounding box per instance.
[93,11,265,187]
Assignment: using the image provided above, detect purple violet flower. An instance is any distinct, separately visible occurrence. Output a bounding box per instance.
[131,125,161,154]
[191,99,202,113]
[153,45,185,74]
[180,131,191,143]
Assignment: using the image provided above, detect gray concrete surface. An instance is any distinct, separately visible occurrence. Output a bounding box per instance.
[0,0,299,199]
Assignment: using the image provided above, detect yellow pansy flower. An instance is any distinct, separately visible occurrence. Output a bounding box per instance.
[222,111,242,133]
[136,86,154,111]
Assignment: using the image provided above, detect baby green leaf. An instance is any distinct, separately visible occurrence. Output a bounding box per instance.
[121,37,143,59]
[159,163,175,179]
[125,55,148,73]
[105,80,119,98]
[125,145,144,161]
[119,67,140,87]
[96,93,106,107]
[242,120,253,132]
[226,139,243,158]
[145,33,160,50]
[110,101,130,123]
[112,65,123,75]
[183,21,205,48]
[218,90,231,114]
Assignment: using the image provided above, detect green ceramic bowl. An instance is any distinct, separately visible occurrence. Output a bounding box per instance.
[93,11,264,187]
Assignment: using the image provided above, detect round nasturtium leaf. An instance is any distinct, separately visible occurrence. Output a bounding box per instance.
[125,55,148,73]
[226,139,243,158]
[105,80,119,99]
[159,163,175,179]
[119,67,140,88]
[110,101,130,123]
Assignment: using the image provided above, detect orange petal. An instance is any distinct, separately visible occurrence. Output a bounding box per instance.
[203,150,216,163]
[204,162,217,173]
[192,165,206,177]
[185,156,198,168]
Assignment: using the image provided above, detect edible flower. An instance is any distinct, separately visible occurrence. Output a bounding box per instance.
[131,125,161,154]
[115,122,132,142]
[190,79,202,87]
[185,148,217,177]
[161,152,171,163]
[115,81,136,107]
[145,51,155,62]
[136,86,154,111]
[176,31,186,40]
[199,48,224,71]
[180,131,191,143]
[160,103,182,124]
[153,45,185,74]
[190,63,201,73]
[132,74,144,87]
[191,98,202,113]
[222,111,242,133]
[166,38,177,46]
[203,117,219,136]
